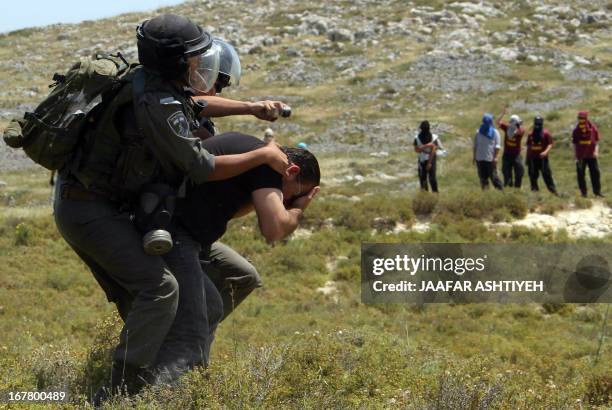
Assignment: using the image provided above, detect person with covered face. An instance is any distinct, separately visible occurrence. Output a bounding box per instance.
[413,120,441,192]
[153,132,320,384]
[526,116,557,194]
[496,107,525,188]
[473,113,503,190]
[573,111,602,197]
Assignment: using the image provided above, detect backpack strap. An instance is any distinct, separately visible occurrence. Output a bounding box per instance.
[131,68,176,179]
[23,112,67,133]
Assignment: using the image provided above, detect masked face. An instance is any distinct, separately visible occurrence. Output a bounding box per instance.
[534,118,543,131]
[508,120,518,138]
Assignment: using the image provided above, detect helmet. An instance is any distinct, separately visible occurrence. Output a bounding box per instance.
[197,37,241,93]
[509,114,521,125]
[191,44,220,94]
[137,14,212,80]
[217,38,241,87]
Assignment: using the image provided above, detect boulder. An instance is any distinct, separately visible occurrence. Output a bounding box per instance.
[328,28,353,42]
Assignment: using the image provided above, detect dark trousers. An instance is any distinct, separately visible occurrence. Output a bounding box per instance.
[202,242,263,321]
[526,157,557,194]
[154,227,224,379]
[417,157,438,192]
[476,160,503,190]
[154,241,262,383]
[502,153,524,188]
[576,158,601,196]
[53,178,179,368]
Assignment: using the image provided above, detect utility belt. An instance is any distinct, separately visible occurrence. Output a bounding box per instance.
[60,180,115,202]
[59,177,177,256]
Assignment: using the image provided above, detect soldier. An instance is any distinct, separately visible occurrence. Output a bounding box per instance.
[573,111,603,197]
[52,14,289,402]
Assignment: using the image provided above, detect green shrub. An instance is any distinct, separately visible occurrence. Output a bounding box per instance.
[545,111,561,122]
[14,222,31,246]
[76,314,122,397]
[412,191,438,215]
[584,373,612,406]
[574,196,592,209]
[436,190,527,221]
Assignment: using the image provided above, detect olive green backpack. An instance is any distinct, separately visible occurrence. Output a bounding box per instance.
[2,54,131,170]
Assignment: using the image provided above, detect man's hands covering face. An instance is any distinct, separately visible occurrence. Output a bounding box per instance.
[289,186,320,211]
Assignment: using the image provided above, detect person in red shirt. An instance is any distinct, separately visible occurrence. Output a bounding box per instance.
[572,111,602,197]
[526,116,557,195]
[497,107,525,188]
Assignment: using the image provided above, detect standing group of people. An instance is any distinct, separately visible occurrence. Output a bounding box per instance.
[414,110,603,197]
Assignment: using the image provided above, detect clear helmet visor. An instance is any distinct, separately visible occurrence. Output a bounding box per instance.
[190,44,220,94]
[214,38,241,91]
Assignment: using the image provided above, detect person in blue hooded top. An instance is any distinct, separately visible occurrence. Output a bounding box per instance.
[473,113,503,190]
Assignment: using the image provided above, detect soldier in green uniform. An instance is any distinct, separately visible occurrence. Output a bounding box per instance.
[53,14,288,401]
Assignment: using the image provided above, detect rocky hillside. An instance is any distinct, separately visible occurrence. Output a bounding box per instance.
[1,0,610,170]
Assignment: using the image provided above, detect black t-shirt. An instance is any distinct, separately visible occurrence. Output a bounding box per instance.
[177,132,283,245]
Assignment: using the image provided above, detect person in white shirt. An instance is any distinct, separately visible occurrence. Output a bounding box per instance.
[473,113,503,190]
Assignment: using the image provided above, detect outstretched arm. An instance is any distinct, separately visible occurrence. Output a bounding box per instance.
[496,106,507,126]
[193,96,285,121]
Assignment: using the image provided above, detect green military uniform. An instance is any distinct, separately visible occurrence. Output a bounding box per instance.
[54,66,215,369]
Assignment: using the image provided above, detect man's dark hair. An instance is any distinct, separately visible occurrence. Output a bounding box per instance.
[282,147,320,186]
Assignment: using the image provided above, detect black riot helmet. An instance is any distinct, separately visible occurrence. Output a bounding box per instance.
[137,14,212,80]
